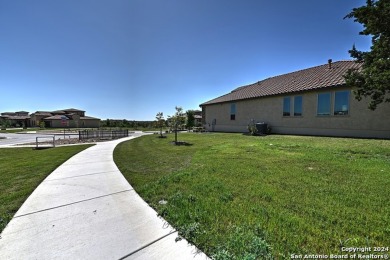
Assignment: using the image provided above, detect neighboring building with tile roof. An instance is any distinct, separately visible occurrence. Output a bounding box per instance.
[193,110,203,126]
[200,60,390,138]
[2,108,100,129]
[28,108,100,128]
[0,111,31,128]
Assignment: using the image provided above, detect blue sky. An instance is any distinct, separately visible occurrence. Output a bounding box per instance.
[0,0,370,120]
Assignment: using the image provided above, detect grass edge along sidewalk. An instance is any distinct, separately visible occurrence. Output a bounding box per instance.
[114,133,390,259]
[0,144,94,233]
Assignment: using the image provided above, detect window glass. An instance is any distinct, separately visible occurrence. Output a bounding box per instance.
[294,96,302,116]
[283,97,290,116]
[230,103,236,120]
[317,93,331,116]
[230,103,236,114]
[334,91,349,115]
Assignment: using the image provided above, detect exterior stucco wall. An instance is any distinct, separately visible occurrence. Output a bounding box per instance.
[45,119,101,128]
[30,115,48,127]
[202,87,390,139]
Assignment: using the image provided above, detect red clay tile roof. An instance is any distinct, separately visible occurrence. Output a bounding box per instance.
[62,108,85,112]
[200,60,362,106]
[43,115,69,120]
[2,116,30,120]
[33,111,53,116]
[43,115,100,120]
[51,110,66,114]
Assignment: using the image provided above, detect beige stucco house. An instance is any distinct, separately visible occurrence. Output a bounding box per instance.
[30,108,100,128]
[200,60,390,139]
[0,111,31,127]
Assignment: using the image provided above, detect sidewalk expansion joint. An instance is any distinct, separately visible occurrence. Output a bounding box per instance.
[117,230,177,260]
[14,189,134,218]
[44,170,119,181]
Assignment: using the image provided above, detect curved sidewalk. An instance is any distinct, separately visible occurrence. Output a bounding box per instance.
[0,133,209,260]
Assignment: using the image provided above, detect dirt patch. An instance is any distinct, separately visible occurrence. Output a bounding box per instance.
[170,141,193,146]
[19,138,106,146]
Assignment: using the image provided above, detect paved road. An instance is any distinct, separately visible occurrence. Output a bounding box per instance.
[0,132,66,147]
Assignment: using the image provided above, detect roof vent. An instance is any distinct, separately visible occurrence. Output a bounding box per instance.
[328,59,332,69]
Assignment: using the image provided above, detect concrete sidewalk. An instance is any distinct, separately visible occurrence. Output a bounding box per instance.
[0,133,209,260]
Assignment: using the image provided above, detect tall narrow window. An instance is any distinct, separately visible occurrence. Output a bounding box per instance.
[230,103,236,120]
[334,91,349,115]
[317,93,331,116]
[283,97,291,116]
[294,96,303,116]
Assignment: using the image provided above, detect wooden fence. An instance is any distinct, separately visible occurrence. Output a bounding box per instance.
[78,129,129,140]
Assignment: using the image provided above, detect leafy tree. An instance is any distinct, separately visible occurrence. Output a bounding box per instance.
[247,119,258,136]
[155,112,165,137]
[186,110,195,130]
[122,119,129,128]
[0,119,6,129]
[344,0,390,110]
[168,106,186,144]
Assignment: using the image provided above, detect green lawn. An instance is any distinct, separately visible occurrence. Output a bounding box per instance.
[0,145,93,233]
[114,133,390,259]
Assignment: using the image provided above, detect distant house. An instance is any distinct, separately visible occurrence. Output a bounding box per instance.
[200,60,390,139]
[0,111,31,128]
[29,111,54,127]
[29,108,100,128]
[193,110,203,126]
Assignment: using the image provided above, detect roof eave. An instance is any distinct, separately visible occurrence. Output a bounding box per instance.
[201,83,347,106]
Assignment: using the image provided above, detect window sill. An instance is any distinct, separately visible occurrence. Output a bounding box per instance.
[333,114,350,117]
[316,115,350,118]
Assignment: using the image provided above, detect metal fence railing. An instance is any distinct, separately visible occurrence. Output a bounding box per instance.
[36,136,55,148]
[78,129,129,140]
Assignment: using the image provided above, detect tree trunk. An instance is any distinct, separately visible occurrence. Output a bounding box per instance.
[175,124,178,144]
